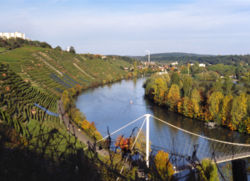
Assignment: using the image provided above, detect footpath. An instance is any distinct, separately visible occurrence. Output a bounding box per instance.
[57,100,108,156]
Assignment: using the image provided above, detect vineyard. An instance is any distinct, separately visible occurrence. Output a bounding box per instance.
[0,63,60,136]
[0,43,143,180]
[0,44,136,149]
[0,47,132,97]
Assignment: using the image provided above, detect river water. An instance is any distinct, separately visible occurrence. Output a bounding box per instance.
[76,78,249,178]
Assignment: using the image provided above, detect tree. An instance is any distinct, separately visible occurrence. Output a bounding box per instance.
[198,159,219,181]
[208,91,224,124]
[223,77,233,95]
[171,72,180,85]
[154,150,174,180]
[220,95,233,126]
[182,75,193,97]
[182,96,193,118]
[153,76,168,105]
[69,46,76,54]
[231,93,247,131]
[211,79,223,92]
[166,84,180,111]
[191,88,201,118]
[54,46,62,51]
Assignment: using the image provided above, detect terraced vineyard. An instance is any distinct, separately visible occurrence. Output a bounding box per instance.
[0,46,132,97]
[0,45,136,139]
[0,44,139,180]
[0,64,60,136]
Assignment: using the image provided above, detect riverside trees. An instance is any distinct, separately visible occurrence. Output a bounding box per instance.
[144,66,250,134]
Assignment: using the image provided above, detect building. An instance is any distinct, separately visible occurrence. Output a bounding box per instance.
[199,63,206,67]
[0,32,25,39]
[170,61,178,66]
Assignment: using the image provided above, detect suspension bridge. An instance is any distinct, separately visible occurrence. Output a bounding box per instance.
[96,114,250,172]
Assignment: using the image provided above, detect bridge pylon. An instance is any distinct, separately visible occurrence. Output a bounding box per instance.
[145,114,151,168]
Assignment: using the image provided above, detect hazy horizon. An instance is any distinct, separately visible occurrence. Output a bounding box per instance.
[1,0,250,56]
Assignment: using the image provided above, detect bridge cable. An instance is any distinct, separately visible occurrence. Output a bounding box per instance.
[151,115,250,147]
[97,114,146,143]
[117,117,146,181]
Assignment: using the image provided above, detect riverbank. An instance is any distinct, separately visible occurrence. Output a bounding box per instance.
[144,73,250,134]
[60,74,150,142]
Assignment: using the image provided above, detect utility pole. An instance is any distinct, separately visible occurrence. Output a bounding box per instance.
[145,114,150,168]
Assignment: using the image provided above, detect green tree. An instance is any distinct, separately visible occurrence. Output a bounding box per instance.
[198,159,219,181]
[55,46,62,51]
[223,77,233,95]
[182,75,193,97]
[208,91,224,124]
[171,72,180,85]
[211,79,223,92]
[69,46,76,54]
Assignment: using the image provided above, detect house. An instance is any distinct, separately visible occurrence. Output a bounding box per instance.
[101,55,107,60]
[170,61,178,66]
[0,32,25,39]
[199,63,206,67]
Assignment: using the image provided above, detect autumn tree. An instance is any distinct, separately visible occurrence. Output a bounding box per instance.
[166,84,180,111]
[191,88,201,118]
[220,95,233,126]
[231,93,247,131]
[153,76,168,105]
[154,150,174,180]
[208,91,224,124]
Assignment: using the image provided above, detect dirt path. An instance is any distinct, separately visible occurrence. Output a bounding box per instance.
[73,63,95,79]
[33,53,63,76]
[58,100,108,156]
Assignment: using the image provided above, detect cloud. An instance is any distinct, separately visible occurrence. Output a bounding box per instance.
[0,0,250,55]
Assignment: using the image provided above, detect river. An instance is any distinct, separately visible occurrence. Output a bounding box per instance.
[76,77,249,179]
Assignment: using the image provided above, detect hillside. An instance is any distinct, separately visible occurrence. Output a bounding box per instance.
[0,43,138,180]
[134,52,250,65]
[0,46,133,97]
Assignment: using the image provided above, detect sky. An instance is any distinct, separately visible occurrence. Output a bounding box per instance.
[1,0,250,55]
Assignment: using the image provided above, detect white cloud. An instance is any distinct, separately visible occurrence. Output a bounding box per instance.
[0,0,250,55]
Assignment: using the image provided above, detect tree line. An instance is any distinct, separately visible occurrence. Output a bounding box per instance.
[144,66,250,134]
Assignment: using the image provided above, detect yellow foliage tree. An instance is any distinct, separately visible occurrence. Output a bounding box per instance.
[220,95,233,126]
[167,84,180,111]
[191,88,201,118]
[231,93,247,129]
[154,150,174,180]
[208,91,224,124]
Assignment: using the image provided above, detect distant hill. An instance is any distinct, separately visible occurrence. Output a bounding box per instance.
[133,52,250,65]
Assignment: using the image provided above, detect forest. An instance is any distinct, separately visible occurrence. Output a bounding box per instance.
[144,63,250,134]
[135,52,250,65]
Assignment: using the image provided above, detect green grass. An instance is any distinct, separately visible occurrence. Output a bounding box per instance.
[0,47,6,52]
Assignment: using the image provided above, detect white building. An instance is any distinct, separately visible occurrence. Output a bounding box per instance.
[170,61,178,66]
[199,63,206,67]
[0,32,25,39]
